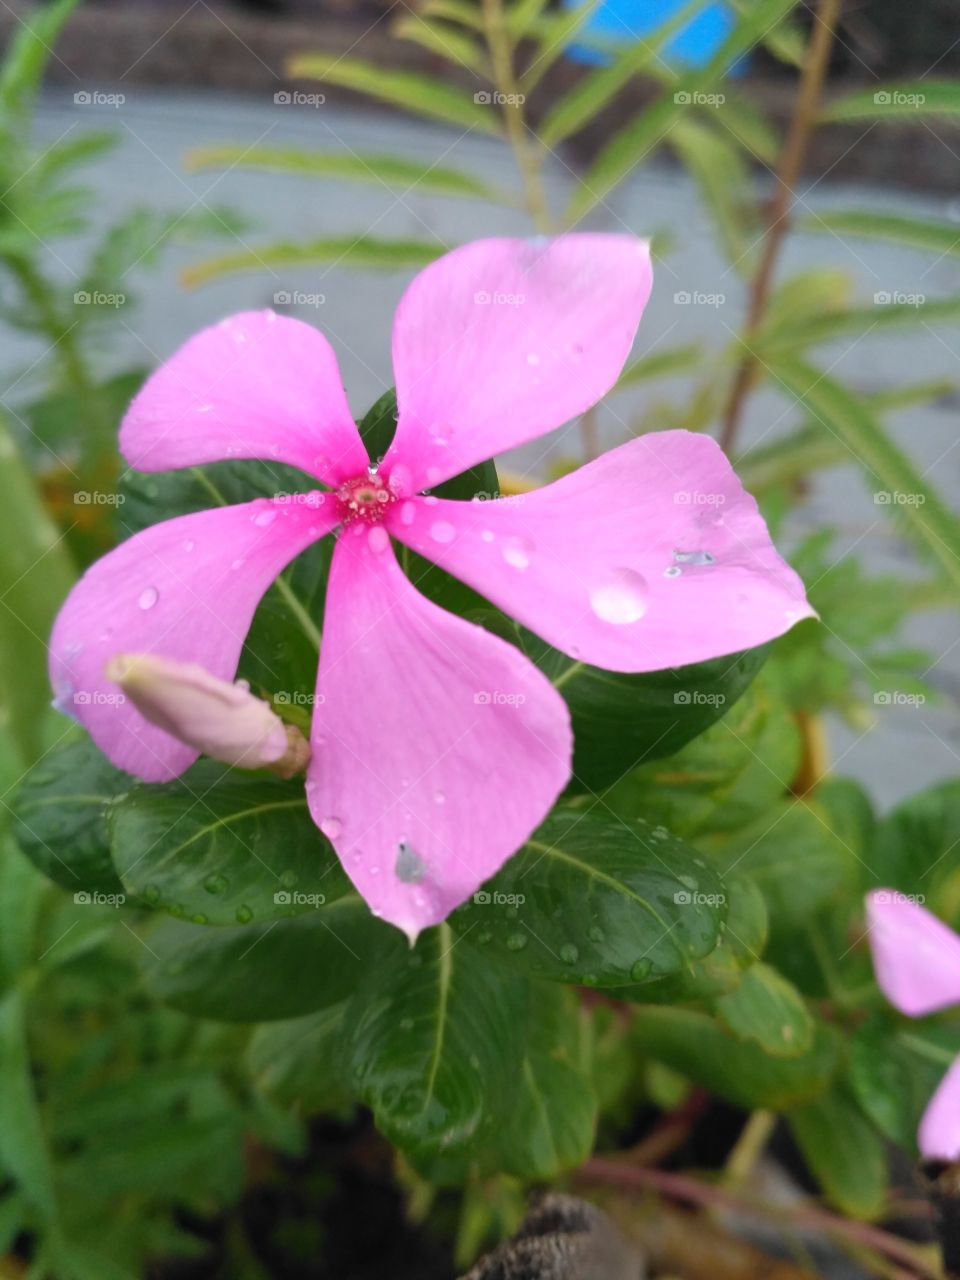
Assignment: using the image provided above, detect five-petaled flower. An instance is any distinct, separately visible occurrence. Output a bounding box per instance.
[866,889,960,1160]
[51,235,814,940]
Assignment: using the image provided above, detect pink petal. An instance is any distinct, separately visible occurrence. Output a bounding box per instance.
[120,311,368,485]
[50,496,337,781]
[866,890,960,1017]
[386,433,814,673]
[919,1055,960,1161]
[383,235,652,492]
[305,531,572,940]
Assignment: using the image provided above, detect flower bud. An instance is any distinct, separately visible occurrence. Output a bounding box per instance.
[105,654,309,776]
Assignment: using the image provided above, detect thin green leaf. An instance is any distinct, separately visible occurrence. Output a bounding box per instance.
[519,0,603,93]
[615,342,704,390]
[186,144,508,202]
[823,79,960,123]
[0,0,79,116]
[670,115,757,268]
[182,236,443,288]
[393,15,491,76]
[287,53,501,134]
[802,209,960,256]
[420,0,485,30]
[770,356,960,594]
[0,989,57,1221]
[761,293,960,352]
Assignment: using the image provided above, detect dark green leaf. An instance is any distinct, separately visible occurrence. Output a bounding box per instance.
[788,1085,888,1217]
[182,237,443,288]
[716,962,814,1057]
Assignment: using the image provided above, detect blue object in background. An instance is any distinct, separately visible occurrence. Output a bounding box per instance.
[563,0,743,71]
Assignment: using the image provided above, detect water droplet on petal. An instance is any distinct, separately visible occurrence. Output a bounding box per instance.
[368,525,389,553]
[589,568,647,624]
[232,558,245,570]
[183,539,195,552]
[320,816,342,839]
[253,507,277,528]
[673,549,716,566]
[430,520,456,545]
[480,529,495,543]
[664,565,682,579]
[396,840,427,884]
[502,536,533,570]
[433,790,445,806]
[138,586,158,610]
[400,501,417,527]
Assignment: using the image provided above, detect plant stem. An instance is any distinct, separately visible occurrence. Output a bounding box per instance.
[481,0,553,233]
[578,1158,940,1278]
[724,1108,776,1187]
[719,0,842,455]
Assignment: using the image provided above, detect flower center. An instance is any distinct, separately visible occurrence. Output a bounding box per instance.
[336,471,396,524]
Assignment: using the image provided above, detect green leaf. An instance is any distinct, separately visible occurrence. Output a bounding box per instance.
[0,413,75,763]
[11,735,127,897]
[760,293,960,353]
[519,0,603,93]
[108,763,346,925]
[286,54,501,133]
[493,985,597,1179]
[716,962,814,1057]
[801,209,960,256]
[788,1085,888,1218]
[182,235,443,288]
[849,1016,960,1152]
[420,0,485,30]
[142,895,394,1021]
[615,343,704,390]
[769,356,960,595]
[393,15,491,76]
[84,206,250,292]
[0,989,57,1220]
[866,780,960,920]
[670,116,758,268]
[346,923,521,1168]
[823,80,960,122]
[186,144,507,202]
[247,1005,352,1112]
[453,809,726,986]
[602,673,802,839]
[631,1005,840,1109]
[530,636,769,792]
[0,0,79,117]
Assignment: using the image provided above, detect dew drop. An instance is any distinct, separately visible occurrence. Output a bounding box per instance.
[433,790,445,806]
[631,957,652,982]
[183,539,195,552]
[480,529,495,543]
[253,507,277,528]
[279,869,298,889]
[587,924,605,943]
[505,931,528,952]
[502,535,533,570]
[203,873,229,895]
[589,568,647,624]
[143,884,161,906]
[368,525,389,554]
[430,519,456,545]
[137,586,158,610]
[396,840,427,884]
[235,904,253,924]
[191,913,208,925]
[400,500,417,526]
[679,873,698,891]
[231,558,245,570]
[664,565,682,579]
[559,942,579,964]
[673,549,716,566]
[320,816,342,839]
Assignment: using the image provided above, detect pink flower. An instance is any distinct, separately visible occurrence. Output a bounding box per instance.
[50,235,813,940]
[866,890,960,1159]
